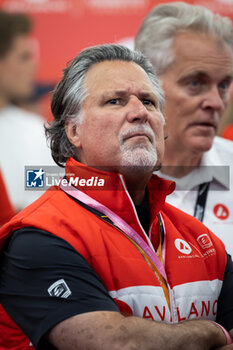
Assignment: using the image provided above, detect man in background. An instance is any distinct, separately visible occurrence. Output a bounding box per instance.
[135,2,233,256]
[0,11,56,224]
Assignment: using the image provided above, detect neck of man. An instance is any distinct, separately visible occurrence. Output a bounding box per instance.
[160,149,203,178]
[124,172,151,205]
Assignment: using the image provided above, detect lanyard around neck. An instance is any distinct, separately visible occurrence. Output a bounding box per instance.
[60,181,168,281]
[193,182,210,222]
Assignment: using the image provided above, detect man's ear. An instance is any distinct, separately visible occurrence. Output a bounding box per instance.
[65,121,82,149]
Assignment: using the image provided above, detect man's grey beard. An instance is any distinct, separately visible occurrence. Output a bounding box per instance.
[119,125,158,174]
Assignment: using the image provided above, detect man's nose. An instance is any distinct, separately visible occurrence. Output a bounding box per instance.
[202,86,226,113]
[126,96,149,123]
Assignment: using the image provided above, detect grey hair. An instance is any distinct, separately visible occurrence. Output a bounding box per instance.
[135,1,233,76]
[46,43,165,167]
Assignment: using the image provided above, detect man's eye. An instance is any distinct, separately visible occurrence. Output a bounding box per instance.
[107,99,120,105]
[190,79,200,87]
[219,81,230,90]
[141,99,154,106]
[186,79,202,94]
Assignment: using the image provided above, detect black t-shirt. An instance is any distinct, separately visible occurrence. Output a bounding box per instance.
[135,188,151,234]
[0,191,152,349]
[0,228,119,349]
[1,201,233,348]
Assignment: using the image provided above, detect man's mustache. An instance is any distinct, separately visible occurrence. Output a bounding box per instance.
[119,126,155,144]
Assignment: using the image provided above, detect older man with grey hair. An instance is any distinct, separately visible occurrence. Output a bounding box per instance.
[135,2,233,257]
[0,43,233,350]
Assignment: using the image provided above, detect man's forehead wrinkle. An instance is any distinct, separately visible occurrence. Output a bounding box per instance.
[178,70,212,80]
[175,61,233,81]
[103,88,156,96]
[89,86,157,100]
[173,40,233,67]
[174,53,233,66]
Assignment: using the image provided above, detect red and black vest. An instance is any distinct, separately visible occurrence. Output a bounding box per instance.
[0,158,227,349]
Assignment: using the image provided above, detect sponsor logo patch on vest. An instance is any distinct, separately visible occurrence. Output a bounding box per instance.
[197,234,213,249]
[174,239,192,255]
[48,279,71,298]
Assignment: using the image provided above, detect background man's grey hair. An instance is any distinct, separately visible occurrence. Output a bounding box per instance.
[135,1,233,76]
[46,43,165,167]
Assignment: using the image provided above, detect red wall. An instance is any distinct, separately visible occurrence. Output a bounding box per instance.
[1,0,233,86]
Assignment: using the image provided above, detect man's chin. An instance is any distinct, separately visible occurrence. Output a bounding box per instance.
[184,134,215,154]
[192,140,214,153]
